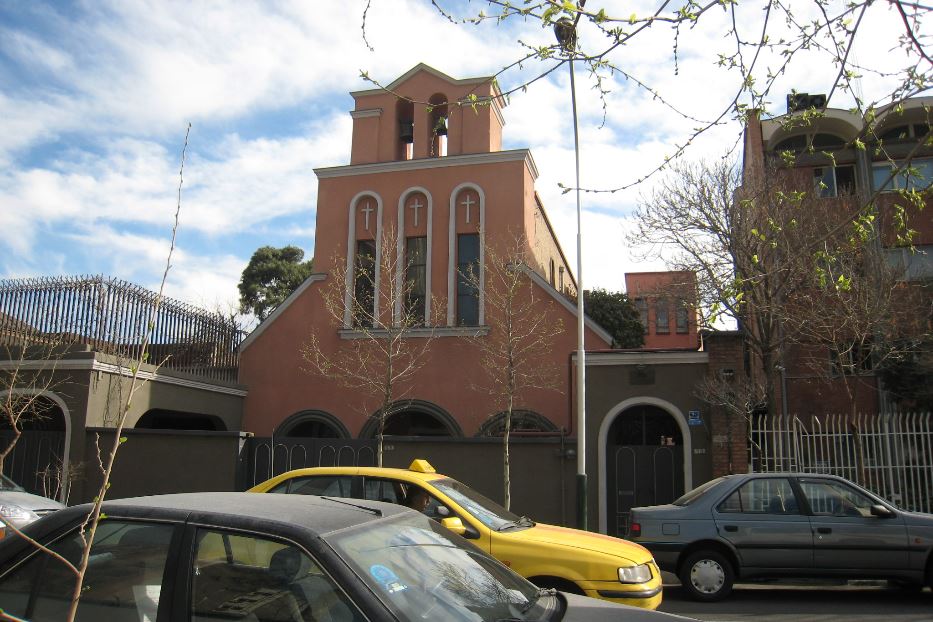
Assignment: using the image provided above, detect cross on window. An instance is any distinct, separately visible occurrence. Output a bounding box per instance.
[359,202,374,231]
[461,194,475,224]
[409,197,423,228]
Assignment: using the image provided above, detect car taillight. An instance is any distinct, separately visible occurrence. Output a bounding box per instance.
[628,522,641,537]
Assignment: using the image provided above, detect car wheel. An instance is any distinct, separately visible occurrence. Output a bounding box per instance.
[679,550,734,602]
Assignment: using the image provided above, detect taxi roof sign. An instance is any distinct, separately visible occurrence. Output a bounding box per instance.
[408,459,436,473]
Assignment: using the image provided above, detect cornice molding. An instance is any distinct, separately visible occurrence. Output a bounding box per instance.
[0,358,248,396]
[580,351,709,366]
[314,149,537,181]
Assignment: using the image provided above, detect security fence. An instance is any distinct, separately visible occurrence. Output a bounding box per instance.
[0,275,244,381]
[750,412,933,514]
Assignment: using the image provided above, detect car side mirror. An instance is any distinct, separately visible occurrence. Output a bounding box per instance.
[870,504,895,518]
[441,517,467,536]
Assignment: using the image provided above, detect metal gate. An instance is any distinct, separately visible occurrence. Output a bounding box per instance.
[0,431,67,500]
[242,437,377,489]
[750,412,933,514]
[608,445,684,537]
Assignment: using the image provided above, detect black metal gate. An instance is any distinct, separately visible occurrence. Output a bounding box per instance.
[0,431,67,499]
[607,445,684,537]
[241,437,377,489]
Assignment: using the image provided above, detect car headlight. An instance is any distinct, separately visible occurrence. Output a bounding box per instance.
[0,503,38,529]
[618,563,653,584]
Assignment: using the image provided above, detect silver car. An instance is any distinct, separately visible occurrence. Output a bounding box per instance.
[0,473,65,534]
[627,472,933,601]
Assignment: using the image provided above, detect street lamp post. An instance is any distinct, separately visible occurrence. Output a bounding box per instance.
[555,8,587,531]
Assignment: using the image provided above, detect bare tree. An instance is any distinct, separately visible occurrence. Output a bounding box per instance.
[0,124,191,622]
[631,158,837,415]
[467,234,564,510]
[302,226,438,466]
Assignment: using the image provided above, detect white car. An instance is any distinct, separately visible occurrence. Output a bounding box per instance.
[0,473,65,535]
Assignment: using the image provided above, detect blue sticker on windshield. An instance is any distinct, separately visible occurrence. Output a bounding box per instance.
[370,564,408,594]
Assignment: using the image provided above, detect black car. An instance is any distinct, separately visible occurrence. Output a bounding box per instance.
[0,492,691,621]
[628,472,933,601]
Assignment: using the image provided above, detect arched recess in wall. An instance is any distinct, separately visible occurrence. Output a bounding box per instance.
[477,410,559,437]
[359,400,462,438]
[277,410,349,439]
[1,391,71,501]
[596,396,692,534]
[396,187,433,326]
[447,183,486,326]
[345,191,384,328]
[135,409,227,431]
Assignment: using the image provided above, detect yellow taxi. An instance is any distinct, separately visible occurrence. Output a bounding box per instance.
[249,459,663,610]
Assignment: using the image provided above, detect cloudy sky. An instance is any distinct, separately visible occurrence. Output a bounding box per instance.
[1,1,926,324]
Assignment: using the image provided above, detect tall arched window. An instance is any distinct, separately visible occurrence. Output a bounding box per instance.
[448,184,485,326]
[346,192,383,328]
[396,99,414,161]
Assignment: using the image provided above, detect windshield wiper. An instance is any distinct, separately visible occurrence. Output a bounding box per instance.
[497,516,535,531]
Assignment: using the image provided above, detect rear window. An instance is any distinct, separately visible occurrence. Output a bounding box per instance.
[673,477,726,506]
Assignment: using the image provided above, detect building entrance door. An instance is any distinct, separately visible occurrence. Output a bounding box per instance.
[606,405,684,537]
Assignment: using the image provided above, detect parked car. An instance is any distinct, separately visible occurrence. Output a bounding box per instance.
[249,459,664,610]
[0,492,691,621]
[627,472,933,601]
[0,473,65,536]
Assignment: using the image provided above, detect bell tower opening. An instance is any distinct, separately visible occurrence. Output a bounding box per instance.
[397,98,414,161]
[428,93,448,158]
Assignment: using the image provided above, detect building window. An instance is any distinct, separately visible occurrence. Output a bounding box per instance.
[405,237,427,324]
[872,158,933,192]
[549,259,556,287]
[675,301,689,334]
[456,233,480,326]
[655,299,670,334]
[831,342,873,375]
[634,298,648,334]
[813,165,856,197]
[353,240,376,327]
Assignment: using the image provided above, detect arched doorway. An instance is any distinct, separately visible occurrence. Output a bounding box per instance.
[0,393,68,497]
[603,403,686,537]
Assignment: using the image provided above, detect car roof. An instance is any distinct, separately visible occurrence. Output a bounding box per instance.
[20,492,410,543]
[271,465,447,482]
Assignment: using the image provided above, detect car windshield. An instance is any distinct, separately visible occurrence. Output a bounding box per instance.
[0,474,25,492]
[325,513,554,622]
[430,477,526,531]
[673,477,726,506]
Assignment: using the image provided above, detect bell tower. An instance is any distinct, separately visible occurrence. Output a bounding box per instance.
[348,64,505,165]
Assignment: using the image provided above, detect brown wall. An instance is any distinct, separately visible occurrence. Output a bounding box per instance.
[77,428,249,503]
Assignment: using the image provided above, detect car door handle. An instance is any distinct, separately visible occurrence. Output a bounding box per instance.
[723,525,738,532]
[816,527,832,534]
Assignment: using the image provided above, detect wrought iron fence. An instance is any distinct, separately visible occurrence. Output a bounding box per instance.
[244,437,377,489]
[0,275,245,382]
[750,412,933,514]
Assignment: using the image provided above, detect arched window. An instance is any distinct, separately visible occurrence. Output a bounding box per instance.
[346,192,383,328]
[278,411,348,439]
[448,184,485,326]
[360,400,461,438]
[478,410,558,437]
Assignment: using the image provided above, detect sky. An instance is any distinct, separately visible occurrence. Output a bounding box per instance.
[1,1,927,326]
